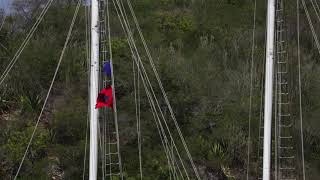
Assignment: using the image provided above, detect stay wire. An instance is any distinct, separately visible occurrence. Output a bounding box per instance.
[14,1,82,179]
[97,120,105,180]
[310,0,320,23]
[148,93,180,179]
[301,0,320,56]
[124,1,201,178]
[112,0,190,178]
[107,0,124,178]
[297,0,306,179]
[274,13,279,179]
[132,52,143,179]
[313,0,320,16]
[83,1,91,179]
[246,0,257,179]
[257,1,267,176]
[0,0,7,32]
[123,0,195,178]
[0,0,54,86]
[99,0,107,178]
[111,1,185,177]
[111,1,179,176]
[0,0,8,52]
[131,47,177,179]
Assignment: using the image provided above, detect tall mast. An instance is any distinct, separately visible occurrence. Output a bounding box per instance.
[89,0,100,179]
[263,0,276,179]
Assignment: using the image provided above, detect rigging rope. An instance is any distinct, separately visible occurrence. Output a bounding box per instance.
[0,0,7,32]
[257,11,267,179]
[148,96,180,179]
[126,1,143,176]
[13,1,81,179]
[112,2,189,178]
[301,0,320,56]
[274,0,282,177]
[82,1,91,179]
[99,0,107,178]
[310,0,320,22]
[246,0,257,179]
[313,0,320,16]
[111,1,180,176]
[111,1,186,177]
[124,1,201,178]
[0,0,54,86]
[297,0,306,179]
[107,0,124,178]
[133,54,143,179]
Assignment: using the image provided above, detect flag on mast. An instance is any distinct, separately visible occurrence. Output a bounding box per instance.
[95,86,113,109]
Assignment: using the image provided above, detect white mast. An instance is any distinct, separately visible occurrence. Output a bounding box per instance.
[89,0,100,179]
[263,0,276,179]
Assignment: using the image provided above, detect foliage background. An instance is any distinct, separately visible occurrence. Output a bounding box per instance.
[0,0,320,179]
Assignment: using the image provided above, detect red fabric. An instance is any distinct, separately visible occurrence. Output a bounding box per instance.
[95,87,113,109]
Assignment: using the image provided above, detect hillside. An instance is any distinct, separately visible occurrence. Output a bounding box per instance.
[1,0,320,179]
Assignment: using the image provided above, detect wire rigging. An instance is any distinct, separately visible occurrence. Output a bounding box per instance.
[313,0,320,16]
[124,0,201,178]
[257,4,267,178]
[247,0,257,180]
[106,0,124,178]
[13,1,82,179]
[301,0,320,56]
[111,0,180,176]
[111,0,187,178]
[133,52,143,179]
[82,1,91,179]
[297,0,306,179]
[91,0,125,178]
[0,0,7,32]
[246,0,257,179]
[0,0,55,86]
[310,0,320,23]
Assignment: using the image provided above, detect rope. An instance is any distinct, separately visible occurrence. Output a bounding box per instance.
[124,1,201,178]
[133,53,143,178]
[274,0,281,177]
[313,0,320,16]
[0,0,54,86]
[112,1,190,178]
[246,0,257,179]
[111,1,186,177]
[127,1,143,174]
[83,1,91,179]
[99,0,107,178]
[257,9,267,178]
[148,95,178,179]
[0,0,7,32]
[170,139,184,180]
[129,46,177,177]
[310,0,320,23]
[301,0,320,56]
[274,20,279,180]
[111,0,178,175]
[97,120,104,179]
[13,1,81,178]
[107,0,124,178]
[297,0,306,179]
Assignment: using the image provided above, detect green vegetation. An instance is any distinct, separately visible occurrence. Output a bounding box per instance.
[0,0,320,179]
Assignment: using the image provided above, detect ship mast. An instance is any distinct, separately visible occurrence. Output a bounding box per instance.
[263,0,276,179]
[89,0,100,179]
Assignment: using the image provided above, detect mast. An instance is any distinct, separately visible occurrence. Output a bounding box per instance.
[263,0,276,179]
[89,0,100,179]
